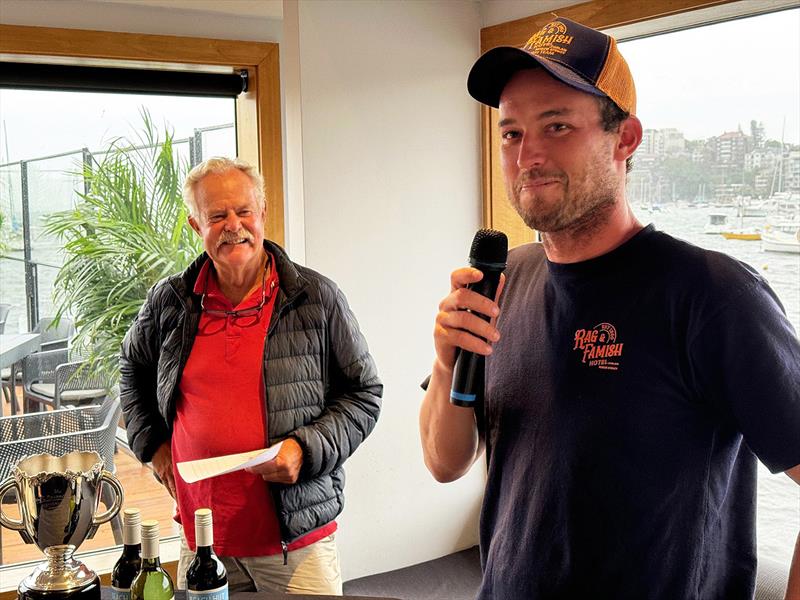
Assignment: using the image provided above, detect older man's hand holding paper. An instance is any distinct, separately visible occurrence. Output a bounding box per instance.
[176,441,284,483]
[245,437,305,484]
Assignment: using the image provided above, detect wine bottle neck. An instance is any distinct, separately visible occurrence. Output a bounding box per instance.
[141,556,162,570]
[123,526,141,546]
[122,543,141,557]
[142,534,161,559]
[195,523,213,548]
[195,544,216,559]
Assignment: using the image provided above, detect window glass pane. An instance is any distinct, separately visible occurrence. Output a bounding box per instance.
[0,88,235,568]
[0,161,24,332]
[620,8,800,566]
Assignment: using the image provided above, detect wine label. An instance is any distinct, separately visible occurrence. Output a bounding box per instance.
[187,584,228,600]
[110,587,131,600]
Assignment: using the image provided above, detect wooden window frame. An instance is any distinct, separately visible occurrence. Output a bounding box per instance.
[0,24,285,245]
[479,0,741,248]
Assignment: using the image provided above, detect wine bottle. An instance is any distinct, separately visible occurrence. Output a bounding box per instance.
[111,508,143,600]
[130,520,175,600]
[186,508,228,600]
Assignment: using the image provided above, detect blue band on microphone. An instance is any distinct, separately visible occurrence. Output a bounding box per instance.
[450,390,477,403]
[470,259,507,270]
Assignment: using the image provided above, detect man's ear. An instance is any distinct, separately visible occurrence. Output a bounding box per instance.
[615,115,642,164]
[188,214,201,235]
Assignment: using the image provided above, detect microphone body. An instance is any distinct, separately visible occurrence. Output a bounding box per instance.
[450,229,508,407]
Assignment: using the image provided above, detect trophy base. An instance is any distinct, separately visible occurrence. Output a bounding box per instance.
[18,575,100,600]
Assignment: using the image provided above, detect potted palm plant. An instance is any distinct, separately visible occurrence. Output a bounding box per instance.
[45,112,203,381]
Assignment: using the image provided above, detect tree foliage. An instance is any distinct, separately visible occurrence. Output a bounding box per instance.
[44,111,202,380]
[659,155,715,200]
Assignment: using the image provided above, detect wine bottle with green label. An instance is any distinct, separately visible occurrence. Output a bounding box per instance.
[186,508,228,600]
[130,520,175,600]
[111,508,142,600]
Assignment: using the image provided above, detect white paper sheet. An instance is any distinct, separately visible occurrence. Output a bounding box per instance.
[176,441,283,484]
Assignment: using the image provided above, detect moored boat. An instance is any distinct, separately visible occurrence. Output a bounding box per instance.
[761,229,800,254]
[703,213,729,234]
[721,230,761,241]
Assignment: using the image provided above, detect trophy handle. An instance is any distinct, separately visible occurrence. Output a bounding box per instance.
[0,477,30,539]
[90,470,124,534]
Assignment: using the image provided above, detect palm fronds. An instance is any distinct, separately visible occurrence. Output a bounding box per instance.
[44,111,202,381]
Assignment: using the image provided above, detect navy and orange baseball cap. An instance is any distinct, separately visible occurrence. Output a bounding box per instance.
[468,17,636,115]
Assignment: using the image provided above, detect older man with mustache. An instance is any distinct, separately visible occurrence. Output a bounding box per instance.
[120,157,382,595]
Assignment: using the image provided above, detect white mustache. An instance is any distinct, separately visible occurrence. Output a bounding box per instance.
[216,229,254,248]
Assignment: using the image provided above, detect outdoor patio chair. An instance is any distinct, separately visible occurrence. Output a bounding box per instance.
[33,316,75,352]
[1,304,14,408]
[21,348,110,412]
[2,316,76,409]
[0,394,123,564]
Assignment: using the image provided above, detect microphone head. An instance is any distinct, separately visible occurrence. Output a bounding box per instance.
[469,229,508,269]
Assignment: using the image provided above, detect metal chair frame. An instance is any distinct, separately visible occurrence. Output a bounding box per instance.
[1,304,15,409]
[2,316,76,412]
[32,317,75,352]
[21,348,110,412]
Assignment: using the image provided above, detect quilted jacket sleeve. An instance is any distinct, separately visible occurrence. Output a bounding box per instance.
[292,286,383,480]
[119,286,170,463]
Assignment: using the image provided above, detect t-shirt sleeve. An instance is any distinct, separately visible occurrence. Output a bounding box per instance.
[689,280,800,473]
[420,374,431,391]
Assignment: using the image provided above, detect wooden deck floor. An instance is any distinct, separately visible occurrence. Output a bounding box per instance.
[1,394,179,566]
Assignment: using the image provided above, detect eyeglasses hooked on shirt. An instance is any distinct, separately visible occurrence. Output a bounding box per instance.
[201,253,276,319]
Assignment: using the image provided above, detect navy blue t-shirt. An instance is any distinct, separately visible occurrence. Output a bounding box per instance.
[478,225,800,600]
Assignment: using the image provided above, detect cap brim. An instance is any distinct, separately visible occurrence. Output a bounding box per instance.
[467,46,604,108]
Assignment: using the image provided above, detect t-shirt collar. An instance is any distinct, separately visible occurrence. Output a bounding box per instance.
[545,224,656,285]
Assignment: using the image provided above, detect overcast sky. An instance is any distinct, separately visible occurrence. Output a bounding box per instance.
[621,8,799,144]
[0,92,234,164]
[0,7,798,165]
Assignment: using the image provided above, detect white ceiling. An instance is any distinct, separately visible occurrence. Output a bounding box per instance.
[74,0,800,33]
[83,0,284,19]
[80,0,582,26]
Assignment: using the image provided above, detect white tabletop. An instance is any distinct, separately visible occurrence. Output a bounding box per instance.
[0,333,42,370]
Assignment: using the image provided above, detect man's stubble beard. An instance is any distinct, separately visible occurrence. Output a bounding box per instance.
[510,158,619,236]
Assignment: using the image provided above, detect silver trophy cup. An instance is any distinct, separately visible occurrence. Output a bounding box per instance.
[0,451,124,598]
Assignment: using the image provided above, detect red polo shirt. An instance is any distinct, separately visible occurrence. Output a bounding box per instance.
[172,256,336,555]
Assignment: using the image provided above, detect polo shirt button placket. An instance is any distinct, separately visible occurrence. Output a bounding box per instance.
[226,314,243,360]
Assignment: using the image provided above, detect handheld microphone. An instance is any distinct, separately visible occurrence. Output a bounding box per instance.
[450,229,508,408]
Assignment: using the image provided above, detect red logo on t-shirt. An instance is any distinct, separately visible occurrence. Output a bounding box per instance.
[572,323,623,371]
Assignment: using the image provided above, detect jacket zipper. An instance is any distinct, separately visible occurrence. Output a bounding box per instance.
[263,286,302,566]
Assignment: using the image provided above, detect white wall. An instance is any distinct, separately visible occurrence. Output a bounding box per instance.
[0,0,282,41]
[292,0,485,581]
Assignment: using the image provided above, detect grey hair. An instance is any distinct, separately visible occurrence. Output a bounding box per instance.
[183,156,266,218]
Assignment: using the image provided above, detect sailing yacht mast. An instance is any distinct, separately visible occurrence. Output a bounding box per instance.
[769,117,786,197]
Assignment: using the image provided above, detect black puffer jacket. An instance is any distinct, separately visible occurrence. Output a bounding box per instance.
[120,240,382,542]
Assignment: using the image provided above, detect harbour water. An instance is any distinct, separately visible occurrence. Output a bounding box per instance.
[637,202,800,567]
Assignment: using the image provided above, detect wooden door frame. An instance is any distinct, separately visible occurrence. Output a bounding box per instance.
[0,24,285,245]
[479,0,742,247]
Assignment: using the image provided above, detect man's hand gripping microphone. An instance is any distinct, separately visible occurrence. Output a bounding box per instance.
[450,229,508,407]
